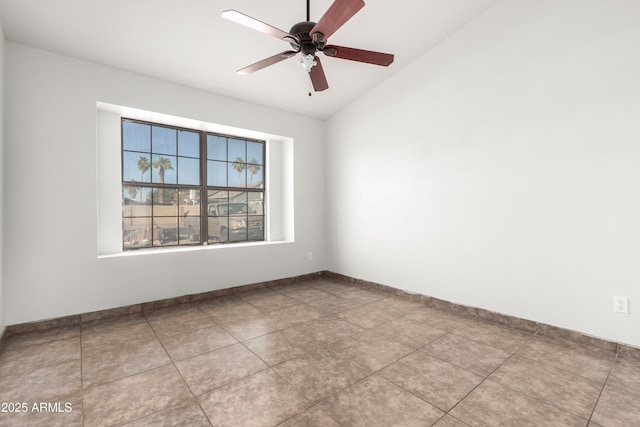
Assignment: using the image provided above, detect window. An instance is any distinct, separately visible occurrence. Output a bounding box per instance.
[121,119,265,250]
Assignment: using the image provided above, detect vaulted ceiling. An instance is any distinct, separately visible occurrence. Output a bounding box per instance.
[0,0,502,119]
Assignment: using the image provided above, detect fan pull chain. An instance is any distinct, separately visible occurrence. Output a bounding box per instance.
[308,79,312,97]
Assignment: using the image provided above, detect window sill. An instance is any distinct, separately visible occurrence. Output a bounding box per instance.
[97,240,293,259]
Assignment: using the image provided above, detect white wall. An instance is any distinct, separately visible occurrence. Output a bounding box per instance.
[326,0,640,347]
[3,42,325,325]
[0,18,5,336]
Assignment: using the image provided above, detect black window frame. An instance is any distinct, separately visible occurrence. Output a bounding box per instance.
[121,118,266,251]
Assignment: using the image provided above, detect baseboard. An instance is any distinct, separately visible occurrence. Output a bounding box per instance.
[2,270,639,359]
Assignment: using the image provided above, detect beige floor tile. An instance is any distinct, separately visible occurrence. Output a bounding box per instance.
[330,330,413,371]
[143,302,197,319]
[0,359,81,403]
[243,330,309,366]
[281,287,334,303]
[198,369,311,426]
[433,414,471,426]
[83,365,192,427]
[306,295,362,315]
[121,399,211,426]
[274,349,370,402]
[238,292,300,312]
[319,375,443,426]
[489,355,602,419]
[199,299,265,324]
[450,320,533,353]
[405,307,475,332]
[148,309,217,339]
[267,303,327,326]
[372,317,446,348]
[81,321,156,356]
[591,383,640,427]
[516,335,615,383]
[82,335,171,388]
[334,288,385,305]
[159,325,237,361]
[337,304,398,328]
[279,407,339,427]
[0,337,80,377]
[81,313,147,335]
[379,351,483,411]
[420,332,510,377]
[220,314,288,341]
[285,317,365,348]
[365,297,426,317]
[176,342,267,395]
[450,380,587,426]
[1,326,80,350]
[601,355,640,395]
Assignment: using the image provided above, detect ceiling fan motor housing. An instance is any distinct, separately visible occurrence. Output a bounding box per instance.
[289,21,325,55]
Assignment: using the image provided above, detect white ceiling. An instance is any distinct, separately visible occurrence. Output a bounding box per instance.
[0,0,502,120]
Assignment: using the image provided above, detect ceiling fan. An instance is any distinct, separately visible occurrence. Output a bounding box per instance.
[221,0,394,93]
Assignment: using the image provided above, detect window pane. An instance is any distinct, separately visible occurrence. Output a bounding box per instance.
[178,157,199,185]
[228,138,245,162]
[228,219,248,242]
[152,126,177,155]
[123,217,152,249]
[229,191,248,241]
[180,188,201,207]
[208,216,228,243]
[123,121,150,152]
[228,162,247,188]
[246,163,263,189]
[207,190,228,208]
[151,155,177,184]
[153,199,177,217]
[123,152,152,183]
[247,192,264,215]
[123,187,152,216]
[247,141,263,165]
[153,217,177,246]
[178,130,199,157]
[207,160,227,187]
[248,216,264,240]
[180,217,200,243]
[180,189,201,243]
[207,135,226,160]
[153,188,178,206]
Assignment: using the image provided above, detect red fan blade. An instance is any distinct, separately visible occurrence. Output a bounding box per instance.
[237,51,298,75]
[310,0,365,41]
[222,10,297,43]
[323,45,394,66]
[309,56,329,91]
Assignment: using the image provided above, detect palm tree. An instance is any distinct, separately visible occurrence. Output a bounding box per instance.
[248,159,261,185]
[137,156,150,181]
[232,157,246,186]
[153,156,173,202]
[137,156,151,201]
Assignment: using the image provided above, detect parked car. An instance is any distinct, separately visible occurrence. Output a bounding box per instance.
[185,202,264,243]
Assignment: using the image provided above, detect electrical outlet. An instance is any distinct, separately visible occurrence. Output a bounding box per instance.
[614,296,629,314]
[308,251,313,261]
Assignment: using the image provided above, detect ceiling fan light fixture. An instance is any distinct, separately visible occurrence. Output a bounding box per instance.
[299,54,317,73]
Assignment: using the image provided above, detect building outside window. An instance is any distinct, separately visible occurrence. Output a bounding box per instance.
[121,119,265,250]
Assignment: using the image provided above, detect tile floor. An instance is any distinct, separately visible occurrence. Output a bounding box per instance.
[0,279,639,426]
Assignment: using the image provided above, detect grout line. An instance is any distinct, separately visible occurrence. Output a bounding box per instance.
[586,352,618,425]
